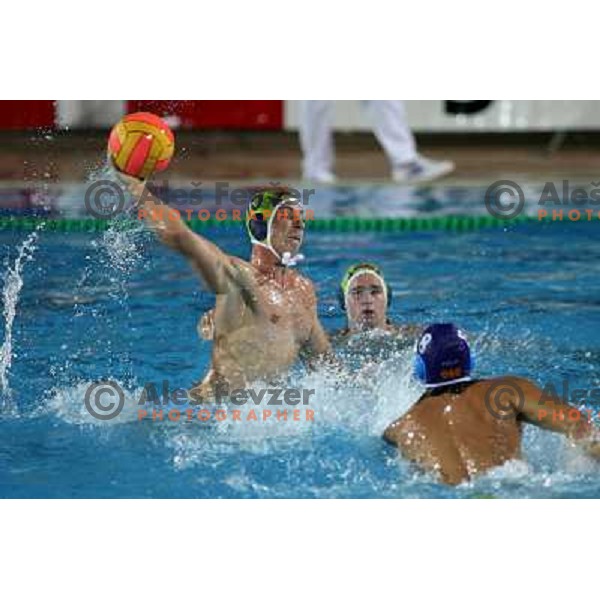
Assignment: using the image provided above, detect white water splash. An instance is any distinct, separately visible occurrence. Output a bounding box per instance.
[99,219,145,276]
[0,232,39,409]
[165,350,420,470]
[46,379,145,426]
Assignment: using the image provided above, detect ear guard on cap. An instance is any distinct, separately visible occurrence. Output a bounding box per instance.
[245,189,289,243]
[247,215,269,242]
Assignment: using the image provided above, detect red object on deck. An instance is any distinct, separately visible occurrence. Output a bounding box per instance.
[127,101,283,129]
[0,101,55,129]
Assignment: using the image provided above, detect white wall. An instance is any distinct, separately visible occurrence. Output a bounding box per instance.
[284,101,600,132]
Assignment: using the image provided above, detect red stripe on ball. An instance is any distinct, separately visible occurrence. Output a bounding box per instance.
[108,127,122,154]
[123,112,174,143]
[125,134,153,178]
[154,158,171,172]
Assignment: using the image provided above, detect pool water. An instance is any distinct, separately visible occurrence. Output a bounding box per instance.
[1,189,600,498]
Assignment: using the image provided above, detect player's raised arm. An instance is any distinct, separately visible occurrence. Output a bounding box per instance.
[119,173,233,294]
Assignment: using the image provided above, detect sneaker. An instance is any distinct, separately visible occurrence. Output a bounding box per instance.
[392,155,455,184]
[303,172,337,184]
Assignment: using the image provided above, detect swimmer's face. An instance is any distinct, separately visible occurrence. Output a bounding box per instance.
[346,273,387,331]
[270,202,305,256]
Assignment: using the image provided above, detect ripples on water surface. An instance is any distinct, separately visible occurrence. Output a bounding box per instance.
[1,187,599,497]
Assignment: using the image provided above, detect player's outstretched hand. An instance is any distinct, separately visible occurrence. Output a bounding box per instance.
[107,152,147,200]
[115,170,147,203]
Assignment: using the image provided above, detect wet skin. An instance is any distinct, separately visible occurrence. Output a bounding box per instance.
[123,176,332,398]
[384,376,600,485]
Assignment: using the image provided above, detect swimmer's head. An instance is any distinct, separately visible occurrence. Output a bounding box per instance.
[340,263,391,331]
[414,323,473,388]
[246,188,305,264]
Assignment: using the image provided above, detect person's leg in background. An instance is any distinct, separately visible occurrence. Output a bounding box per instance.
[299,101,337,183]
[365,100,418,164]
[56,101,126,128]
[364,100,455,183]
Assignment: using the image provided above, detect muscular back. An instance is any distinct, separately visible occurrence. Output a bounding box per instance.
[384,380,523,485]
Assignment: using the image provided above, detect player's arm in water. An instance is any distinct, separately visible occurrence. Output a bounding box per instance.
[383,376,600,452]
[119,173,235,294]
[298,282,345,374]
[394,323,423,339]
[302,316,334,367]
[499,376,600,456]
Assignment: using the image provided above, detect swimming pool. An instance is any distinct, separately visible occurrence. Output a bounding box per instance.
[1,183,599,498]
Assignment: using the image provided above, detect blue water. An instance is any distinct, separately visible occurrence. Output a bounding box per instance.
[1,193,600,497]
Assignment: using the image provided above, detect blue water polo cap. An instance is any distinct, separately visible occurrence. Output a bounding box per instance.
[414,323,473,388]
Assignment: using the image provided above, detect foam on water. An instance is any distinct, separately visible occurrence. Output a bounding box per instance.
[162,349,422,472]
[46,380,148,426]
[32,327,600,496]
[41,325,587,497]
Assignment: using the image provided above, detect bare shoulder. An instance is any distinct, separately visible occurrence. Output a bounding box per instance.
[228,256,258,281]
[293,269,315,287]
[229,256,253,270]
[221,257,263,302]
[291,270,317,296]
[478,376,538,393]
[466,376,541,414]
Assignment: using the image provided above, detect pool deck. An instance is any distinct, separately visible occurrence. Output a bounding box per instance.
[1,131,600,185]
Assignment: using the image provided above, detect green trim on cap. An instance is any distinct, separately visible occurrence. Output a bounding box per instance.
[340,263,384,296]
